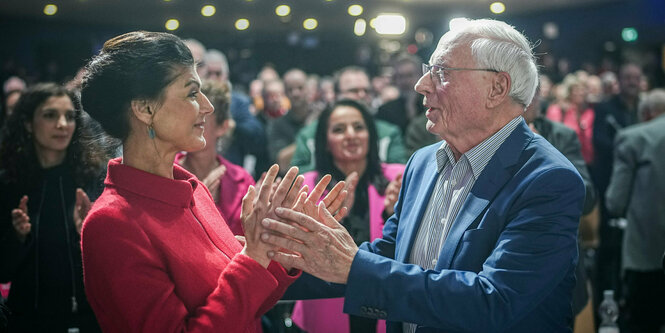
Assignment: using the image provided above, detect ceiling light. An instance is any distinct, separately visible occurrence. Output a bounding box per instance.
[354,19,366,36]
[375,14,406,35]
[43,4,58,15]
[235,18,250,30]
[622,27,638,42]
[165,19,180,31]
[490,2,505,14]
[275,5,290,16]
[201,5,216,17]
[303,18,318,30]
[348,5,363,16]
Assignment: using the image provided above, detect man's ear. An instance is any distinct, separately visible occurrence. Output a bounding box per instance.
[130,99,153,125]
[486,72,511,109]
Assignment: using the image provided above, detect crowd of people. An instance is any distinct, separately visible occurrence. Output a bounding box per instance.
[0,17,663,333]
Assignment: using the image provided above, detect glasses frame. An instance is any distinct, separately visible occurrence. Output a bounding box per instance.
[422,63,499,86]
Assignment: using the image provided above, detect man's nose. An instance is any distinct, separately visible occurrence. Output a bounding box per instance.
[414,73,430,95]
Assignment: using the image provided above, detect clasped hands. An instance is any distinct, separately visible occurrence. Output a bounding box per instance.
[239,164,359,284]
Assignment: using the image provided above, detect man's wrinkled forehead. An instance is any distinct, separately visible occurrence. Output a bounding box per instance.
[428,30,466,65]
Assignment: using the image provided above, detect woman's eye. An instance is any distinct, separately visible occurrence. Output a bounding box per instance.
[66,112,76,122]
[42,112,56,119]
[189,91,199,99]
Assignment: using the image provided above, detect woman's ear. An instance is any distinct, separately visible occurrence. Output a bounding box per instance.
[130,99,153,125]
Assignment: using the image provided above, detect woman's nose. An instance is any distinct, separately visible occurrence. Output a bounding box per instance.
[56,115,67,128]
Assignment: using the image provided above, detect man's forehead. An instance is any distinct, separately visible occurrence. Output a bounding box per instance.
[341,72,369,86]
[428,31,464,65]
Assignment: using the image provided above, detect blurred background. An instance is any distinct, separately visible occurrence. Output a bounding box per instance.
[1,0,664,89]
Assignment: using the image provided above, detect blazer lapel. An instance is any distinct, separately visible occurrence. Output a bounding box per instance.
[437,121,533,268]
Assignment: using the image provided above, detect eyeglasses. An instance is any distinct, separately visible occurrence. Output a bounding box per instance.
[422,63,498,86]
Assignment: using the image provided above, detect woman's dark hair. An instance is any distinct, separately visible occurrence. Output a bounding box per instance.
[80,31,194,142]
[0,83,107,188]
[314,98,388,193]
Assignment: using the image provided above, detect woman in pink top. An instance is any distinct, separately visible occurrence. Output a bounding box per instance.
[291,99,405,333]
[546,78,595,163]
[176,80,254,236]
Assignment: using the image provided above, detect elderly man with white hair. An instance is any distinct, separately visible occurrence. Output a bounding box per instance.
[261,18,585,332]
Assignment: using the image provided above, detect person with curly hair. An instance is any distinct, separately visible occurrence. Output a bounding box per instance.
[0,82,107,332]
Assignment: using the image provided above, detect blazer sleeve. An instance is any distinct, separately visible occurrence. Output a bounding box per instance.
[605,131,637,217]
[82,211,290,333]
[343,166,583,332]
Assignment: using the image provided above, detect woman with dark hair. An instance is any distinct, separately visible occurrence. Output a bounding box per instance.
[291,99,405,333]
[0,82,106,332]
[78,31,342,333]
[176,79,255,236]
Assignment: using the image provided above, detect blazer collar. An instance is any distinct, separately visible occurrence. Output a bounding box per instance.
[105,157,199,208]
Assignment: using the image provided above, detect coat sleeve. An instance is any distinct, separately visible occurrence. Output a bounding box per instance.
[605,131,636,217]
[343,166,582,332]
[81,211,289,333]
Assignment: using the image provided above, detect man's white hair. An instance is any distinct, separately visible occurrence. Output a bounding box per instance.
[447,18,538,108]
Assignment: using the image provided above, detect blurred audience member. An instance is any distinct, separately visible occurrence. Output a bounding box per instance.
[292,99,405,333]
[526,87,598,329]
[0,83,106,332]
[291,66,407,173]
[376,54,425,135]
[176,80,254,236]
[183,39,207,78]
[591,62,643,311]
[546,75,595,163]
[605,88,665,333]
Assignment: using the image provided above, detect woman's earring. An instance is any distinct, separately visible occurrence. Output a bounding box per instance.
[147,124,155,139]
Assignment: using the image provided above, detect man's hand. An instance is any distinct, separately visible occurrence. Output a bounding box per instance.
[261,203,358,284]
[12,195,30,243]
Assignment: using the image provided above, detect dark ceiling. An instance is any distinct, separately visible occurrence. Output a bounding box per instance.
[0,0,624,37]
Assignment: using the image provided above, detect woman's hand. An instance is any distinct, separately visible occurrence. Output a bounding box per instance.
[74,188,93,235]
[240,165,304,268]
[383,172,403,217]
[293,172,357,222]
[201,164,227,202]
[11,195,30,243]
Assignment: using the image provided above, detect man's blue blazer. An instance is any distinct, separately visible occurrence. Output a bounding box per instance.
[287,120,585,333]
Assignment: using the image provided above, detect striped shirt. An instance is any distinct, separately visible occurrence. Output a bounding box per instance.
[403,116,522,332]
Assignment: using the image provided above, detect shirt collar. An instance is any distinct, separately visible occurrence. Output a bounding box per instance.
[435,115,523,178]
